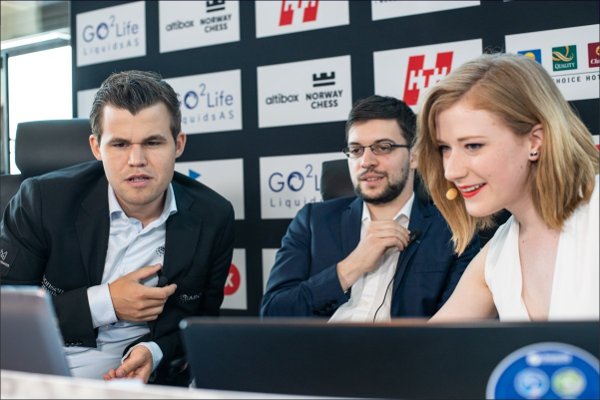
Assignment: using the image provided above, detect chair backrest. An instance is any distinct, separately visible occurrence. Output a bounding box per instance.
[0,118,94,213]
[320,159,354,200]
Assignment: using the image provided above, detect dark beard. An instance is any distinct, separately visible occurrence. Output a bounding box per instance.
[355,167,409,205]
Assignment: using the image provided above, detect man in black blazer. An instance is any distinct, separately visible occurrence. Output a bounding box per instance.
[0,71,234,385]
[261,95,479,320]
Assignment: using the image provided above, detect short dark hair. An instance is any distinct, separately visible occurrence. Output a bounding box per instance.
[90,70,181,141]
[345,95,416,145]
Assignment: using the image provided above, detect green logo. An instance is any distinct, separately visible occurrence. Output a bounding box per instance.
[552,367,586,397]
[552,45,578,71]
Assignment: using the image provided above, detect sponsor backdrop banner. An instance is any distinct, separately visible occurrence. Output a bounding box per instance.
[166,69,242,134]
[374,39,483,112]
[159,0,240,53]
[175,158,245,220]
[76,1,146,67]
[222,249,247,310]
[261,249,278,293]
[505,24,600,101]
[255,0,349,38]
[76,88,99,118]
[260,151,346,219]
[371,0,480,21]
[257,55,352,128]
[71,1,598,314]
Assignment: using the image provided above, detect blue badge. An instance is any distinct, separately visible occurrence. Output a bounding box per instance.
[486,342,599,399]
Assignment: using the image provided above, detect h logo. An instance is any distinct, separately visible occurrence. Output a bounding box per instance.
[403,51,453,106]
[279,0,319,26]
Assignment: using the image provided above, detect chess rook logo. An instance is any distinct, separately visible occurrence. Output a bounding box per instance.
[206,0,225,13]
[312,71,335,87]
[403,51,453,106]
[279,0,319,26]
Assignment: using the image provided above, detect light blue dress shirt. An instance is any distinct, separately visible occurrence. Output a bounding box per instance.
[65,184,177,379]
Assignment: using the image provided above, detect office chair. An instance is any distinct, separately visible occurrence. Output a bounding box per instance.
[0,118,94,214]
[319,158,431,203]
[320,159,355,200]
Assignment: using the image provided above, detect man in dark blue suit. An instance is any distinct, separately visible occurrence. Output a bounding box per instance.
[261,95,479,321]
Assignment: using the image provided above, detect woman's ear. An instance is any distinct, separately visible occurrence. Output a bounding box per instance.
[528,124,544,161]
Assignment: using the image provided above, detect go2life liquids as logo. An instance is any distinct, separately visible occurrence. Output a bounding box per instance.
[552,45,578,71]
[76,1,146,66]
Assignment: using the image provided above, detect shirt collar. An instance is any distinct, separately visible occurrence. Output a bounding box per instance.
[361,192,415,223]
[108,184,178,223]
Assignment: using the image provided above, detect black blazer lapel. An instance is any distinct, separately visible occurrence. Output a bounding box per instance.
[340,198,362,256]
[76,177,110,286]
[393,196,432,289]
[162,183,203,281]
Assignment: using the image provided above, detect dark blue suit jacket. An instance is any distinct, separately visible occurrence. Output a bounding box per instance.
[261,195,479,317]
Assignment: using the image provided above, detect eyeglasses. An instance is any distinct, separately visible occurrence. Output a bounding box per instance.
[342,142,410,158]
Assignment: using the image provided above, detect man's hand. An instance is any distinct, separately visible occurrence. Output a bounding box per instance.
[337,221,411,291]
[103,345,153,383]
[108,264,177,322]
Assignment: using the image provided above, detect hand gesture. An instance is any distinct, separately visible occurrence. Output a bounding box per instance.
[108,264,177,322]
[337,221,411,290]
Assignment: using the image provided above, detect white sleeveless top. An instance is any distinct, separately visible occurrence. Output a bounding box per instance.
[484,175,599,321]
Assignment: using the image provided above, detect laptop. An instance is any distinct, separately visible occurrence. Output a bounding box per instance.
[180,317,599,399]
[1,286,71,376]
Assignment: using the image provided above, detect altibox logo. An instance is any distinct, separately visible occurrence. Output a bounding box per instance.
[259,152,346,219]
[257,55,352,128]
[256,0,348,38]
[159,0,240,53]
[403,52,453,107]
[506,24,599,101]
[374,39,482,112]
[175,158,245,220]
[166,69,242,134]
[76,1,146,67]
[221,249,247,310]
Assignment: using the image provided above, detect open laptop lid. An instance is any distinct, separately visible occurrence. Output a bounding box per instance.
[1,286,70,376]
[180,317,599,399]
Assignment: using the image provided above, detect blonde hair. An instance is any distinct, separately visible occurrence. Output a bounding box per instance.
[415,53,599,254]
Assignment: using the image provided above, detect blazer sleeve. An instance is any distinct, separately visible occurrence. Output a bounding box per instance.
[0,178,96,347]
[436,234,481,310]
[260,204,349,317]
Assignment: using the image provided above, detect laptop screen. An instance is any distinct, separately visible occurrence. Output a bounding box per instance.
[180,317,599,399]
[1,286,71,376]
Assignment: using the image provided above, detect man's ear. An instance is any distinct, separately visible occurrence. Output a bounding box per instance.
[89,134,102,160]
[175,132,187,158]
[409,149,418,170]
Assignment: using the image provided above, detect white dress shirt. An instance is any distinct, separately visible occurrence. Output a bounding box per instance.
[329,194,414,323]
[65,184,177,379]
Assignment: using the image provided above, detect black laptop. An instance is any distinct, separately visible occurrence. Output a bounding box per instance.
[180,317,599,399]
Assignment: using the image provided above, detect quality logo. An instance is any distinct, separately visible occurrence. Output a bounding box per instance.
[552,45,577,71]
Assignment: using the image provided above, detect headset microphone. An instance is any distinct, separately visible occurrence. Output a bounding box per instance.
[446,188,458,200]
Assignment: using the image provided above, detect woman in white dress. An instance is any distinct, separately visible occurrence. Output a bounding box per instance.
[414,53,599,322]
